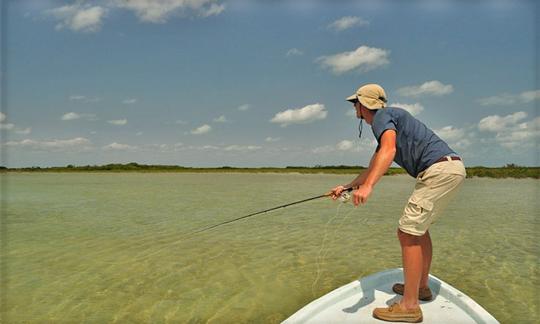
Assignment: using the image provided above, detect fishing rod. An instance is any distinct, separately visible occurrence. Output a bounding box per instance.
[190,187,354,235]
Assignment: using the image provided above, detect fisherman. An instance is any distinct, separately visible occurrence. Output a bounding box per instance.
[330,84,466,323]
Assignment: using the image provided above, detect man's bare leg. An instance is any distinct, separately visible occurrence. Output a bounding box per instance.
[420,230,432,289]
[398,229,423,309]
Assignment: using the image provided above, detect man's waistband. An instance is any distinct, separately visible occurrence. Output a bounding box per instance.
[433,156,462,164]
[417,156,463,178]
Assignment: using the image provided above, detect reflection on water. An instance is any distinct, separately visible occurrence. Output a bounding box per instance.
[1,173,538,323]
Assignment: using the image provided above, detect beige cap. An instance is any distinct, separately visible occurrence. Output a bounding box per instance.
[346,83,387,110]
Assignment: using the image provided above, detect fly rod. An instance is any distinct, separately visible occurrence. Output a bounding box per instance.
[191,187,354,235]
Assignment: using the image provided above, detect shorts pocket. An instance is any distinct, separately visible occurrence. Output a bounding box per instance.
[400,196,435,235]
[408,196,433,213]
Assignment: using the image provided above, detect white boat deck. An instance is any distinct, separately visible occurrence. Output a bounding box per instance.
[283,268,498,324]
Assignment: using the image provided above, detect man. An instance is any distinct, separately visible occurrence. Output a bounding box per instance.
[330,84,466,323]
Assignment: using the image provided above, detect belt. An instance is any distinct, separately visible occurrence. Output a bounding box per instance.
[434,156,461,164]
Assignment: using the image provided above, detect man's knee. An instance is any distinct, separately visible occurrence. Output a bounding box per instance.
[397,228,422,245]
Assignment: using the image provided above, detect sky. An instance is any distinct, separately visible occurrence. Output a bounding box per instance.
[0,0,538,168]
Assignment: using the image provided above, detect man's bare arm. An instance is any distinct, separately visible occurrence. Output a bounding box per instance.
[345,154,376,189]
[330,130,396,201]
[350,130,397,205]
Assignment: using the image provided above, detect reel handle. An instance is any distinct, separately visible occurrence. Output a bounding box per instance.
[325,186,354,196]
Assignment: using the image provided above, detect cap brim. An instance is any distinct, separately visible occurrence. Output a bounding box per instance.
[345,94,358,102]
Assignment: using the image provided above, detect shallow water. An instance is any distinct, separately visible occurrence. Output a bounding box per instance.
[1,173,538,323]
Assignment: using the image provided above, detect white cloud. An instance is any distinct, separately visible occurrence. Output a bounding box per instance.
[0,123,14,130]
[197,144,219,150]
[114,0,225,23]
[199,3,225,17]
[434,125,465,142]
[15,127,32,135]
[397,81,454,98]
[477,93,515,106]
[317,45,390,74]
[145,142,185,152]
[122,98,137,104]
[478,111,527,132]
[69,95,101,103]
[223,145,261,152]
[154,143,170,151]
[62,112,81,121]
[44,1,225,33]
[286,48,303,57]
[237,104,250,111]
[148,143,184,152]
[345,109,357,117]
[191,124,211,134]
[4,137,92,151]
[477,89,540,106]
[151,142,183,153]
[390,102,424,116]
[103,142,138,151]
[0,113,13,130]
[477,112,539,149]
[496,117,540,149]
[61,112,97,121]
[434,125,472,150]
[520,90,540,103]
[167,143,263,152]
[312,139,363,154]
[270,103,327,127]
[327,16,369,31]
[337,140,355,151]
[311,145,335,154]
[46,4,107,33]
[107,119,128,125]
[213,115,228,123]
[453,138,472,151]
[175,119,188,125]
[265,137,280,142]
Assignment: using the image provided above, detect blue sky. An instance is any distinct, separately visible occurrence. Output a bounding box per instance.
[1,0,538,167]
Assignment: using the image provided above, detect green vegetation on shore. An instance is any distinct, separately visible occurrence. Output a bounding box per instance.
[1,163,539,179]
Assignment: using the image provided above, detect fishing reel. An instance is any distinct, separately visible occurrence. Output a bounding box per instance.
[338,191,351,203]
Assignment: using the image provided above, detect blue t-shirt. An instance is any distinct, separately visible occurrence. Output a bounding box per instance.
[371,107,456,178]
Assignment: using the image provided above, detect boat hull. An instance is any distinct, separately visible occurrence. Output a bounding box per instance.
[283,268,498,323]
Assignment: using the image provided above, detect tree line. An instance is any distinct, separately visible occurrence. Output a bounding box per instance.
[1,163,538,178]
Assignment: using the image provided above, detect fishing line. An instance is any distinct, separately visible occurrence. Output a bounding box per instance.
[311,193,355,297]
[311,204,342,297]
[326,204,355,260]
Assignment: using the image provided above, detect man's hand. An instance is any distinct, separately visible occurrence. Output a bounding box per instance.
[352,184,373,206]
[329,185,346,200]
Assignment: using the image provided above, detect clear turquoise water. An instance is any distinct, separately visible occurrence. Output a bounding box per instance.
[1,173,538,323]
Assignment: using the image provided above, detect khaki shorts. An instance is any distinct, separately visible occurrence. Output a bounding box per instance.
[399,158,466,236]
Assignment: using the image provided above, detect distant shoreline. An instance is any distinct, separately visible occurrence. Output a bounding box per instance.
[1,163,538,179]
